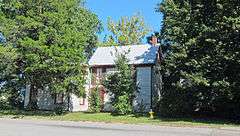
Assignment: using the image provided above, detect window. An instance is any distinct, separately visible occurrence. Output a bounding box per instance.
[96,68,102,77]
[80,97,85,105]
[55,93,64,104]
[106,68,116,74]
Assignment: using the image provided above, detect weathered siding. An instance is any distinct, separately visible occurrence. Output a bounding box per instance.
[24,85,30,108]
[37,88,55,110]
[133,67,152,112]
[24,80,91,112]
[68,85,89,112]
[24,86,56,110]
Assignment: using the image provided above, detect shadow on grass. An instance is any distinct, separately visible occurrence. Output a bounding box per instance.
[81,111,102,114]
[106,112,240,126]
[153,115,240,126]
[0,109,56,117]
[109,112,150,119]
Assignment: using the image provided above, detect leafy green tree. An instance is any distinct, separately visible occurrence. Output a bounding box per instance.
[0,0,101,110]
[0,45,19,109]
[157,0,240,118]
[103,51,136,114]
[103,14,150,46]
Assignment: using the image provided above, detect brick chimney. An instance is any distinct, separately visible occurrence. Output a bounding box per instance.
[150,35,158,46]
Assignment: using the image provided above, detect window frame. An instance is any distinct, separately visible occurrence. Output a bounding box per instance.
[79,97,85,105]
[54,93,64,104]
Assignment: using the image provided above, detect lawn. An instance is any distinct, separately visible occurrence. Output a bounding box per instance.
[0,110,239,128]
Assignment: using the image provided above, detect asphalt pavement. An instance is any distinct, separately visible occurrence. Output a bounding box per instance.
[0,118,239,136]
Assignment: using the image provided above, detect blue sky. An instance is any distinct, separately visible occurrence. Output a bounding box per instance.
[85,0,163,42]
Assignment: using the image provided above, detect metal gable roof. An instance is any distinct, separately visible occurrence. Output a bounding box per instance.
[88,44,159,66]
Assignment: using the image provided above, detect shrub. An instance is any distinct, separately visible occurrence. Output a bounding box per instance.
[88,87,101,113]
[0,96,11,110]
[103,51,136,115]
[54,104,65,115]
[113,94,132,114]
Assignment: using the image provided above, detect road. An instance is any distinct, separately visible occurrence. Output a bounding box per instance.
[0,118,239,136]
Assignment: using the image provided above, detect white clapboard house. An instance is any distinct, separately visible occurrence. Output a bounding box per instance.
[24,40,162,112]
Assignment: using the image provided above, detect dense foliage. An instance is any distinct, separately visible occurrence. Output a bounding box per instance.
[0,44,22,109]
[103,51,136,114]
[100,14,150,46]
[0,46,18,84]
[0,0,101,109]
[158,0,240,119]
[88,86,101,113]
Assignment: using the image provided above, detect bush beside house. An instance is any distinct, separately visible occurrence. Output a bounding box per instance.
[88,87,102,113]
[103,52,136,115]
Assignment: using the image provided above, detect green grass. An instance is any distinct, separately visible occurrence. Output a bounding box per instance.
[0,110,239,128]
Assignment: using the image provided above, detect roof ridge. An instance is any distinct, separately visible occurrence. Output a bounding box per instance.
[97,44,152,49]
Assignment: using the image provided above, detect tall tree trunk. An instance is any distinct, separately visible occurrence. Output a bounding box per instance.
[67,93,70,111]
[27,84,39,110]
